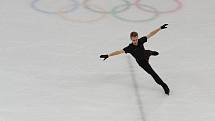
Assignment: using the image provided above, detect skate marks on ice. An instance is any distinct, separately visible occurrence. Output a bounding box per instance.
[127,56,145,121]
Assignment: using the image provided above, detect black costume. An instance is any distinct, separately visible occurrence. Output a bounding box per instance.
[123,36,169,95]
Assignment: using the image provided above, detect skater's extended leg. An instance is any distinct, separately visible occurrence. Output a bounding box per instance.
[138,61,170,95]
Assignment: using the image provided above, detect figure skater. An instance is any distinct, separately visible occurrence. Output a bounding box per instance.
[100,24,170,95]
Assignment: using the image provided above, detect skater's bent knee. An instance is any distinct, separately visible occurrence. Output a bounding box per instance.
[151,51,159,56]
[154,51,159,55]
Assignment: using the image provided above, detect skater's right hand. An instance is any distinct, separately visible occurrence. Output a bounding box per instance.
[100,54,109,61]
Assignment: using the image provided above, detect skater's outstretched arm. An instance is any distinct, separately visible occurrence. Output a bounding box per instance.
[146,27,161,39]
[108,50,125,57]
[100,50,125,60]
[146,24,168,39]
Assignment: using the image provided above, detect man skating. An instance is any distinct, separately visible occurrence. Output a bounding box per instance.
[100,24,170,95]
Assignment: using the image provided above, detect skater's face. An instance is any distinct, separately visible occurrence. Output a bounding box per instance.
[131,36,138,45]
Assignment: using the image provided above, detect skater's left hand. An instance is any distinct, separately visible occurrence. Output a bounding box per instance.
[160,24,168,29]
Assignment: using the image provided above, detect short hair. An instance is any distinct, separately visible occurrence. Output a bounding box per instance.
[130,31,138,38]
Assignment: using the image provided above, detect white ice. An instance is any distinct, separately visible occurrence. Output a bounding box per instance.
[0,0,215,121]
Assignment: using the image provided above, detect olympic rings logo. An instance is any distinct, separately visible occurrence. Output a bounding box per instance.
[31,0,183,23]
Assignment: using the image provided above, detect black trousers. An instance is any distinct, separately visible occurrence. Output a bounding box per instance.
[137,51,169,92]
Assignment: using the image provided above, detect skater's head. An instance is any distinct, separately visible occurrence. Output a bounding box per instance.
[130,31,138,45]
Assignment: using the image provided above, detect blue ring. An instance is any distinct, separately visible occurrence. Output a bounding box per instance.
[31,0,79,14]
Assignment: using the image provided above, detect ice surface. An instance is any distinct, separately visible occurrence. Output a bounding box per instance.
[0,0,214,121]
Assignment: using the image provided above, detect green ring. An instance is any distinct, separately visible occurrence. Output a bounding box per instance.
[112,3,159,23]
